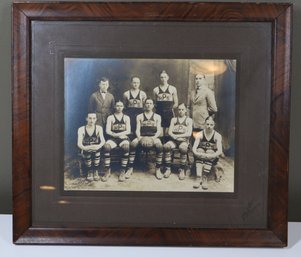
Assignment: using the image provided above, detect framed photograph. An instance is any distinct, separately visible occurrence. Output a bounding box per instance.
[12,2,292,246]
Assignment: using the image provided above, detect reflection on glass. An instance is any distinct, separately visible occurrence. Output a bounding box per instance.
[57,200,70,205]
[40,185,56,190]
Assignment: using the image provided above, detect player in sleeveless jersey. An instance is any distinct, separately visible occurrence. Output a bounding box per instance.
[77,113,106,181]
[103,101,131,182]
[153,70,178,135]
[163,103,193,180]
[128,98,164,179]
[123,76,147,135]
[192,116,223,190]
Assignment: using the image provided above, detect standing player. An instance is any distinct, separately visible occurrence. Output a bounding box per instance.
[163,103,193,180]
[77,112,106,181]
[103,101,131,182]
[123,76,147,135]
[128,98,164,179]
[88,77,115,128]
[192,116,223,190]
[153,70,178,135]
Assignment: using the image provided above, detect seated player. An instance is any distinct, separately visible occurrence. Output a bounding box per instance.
[163,103,193,180]
[103,101,131,182]
[128,98,164,179]
[192,116,222,190]
[77,112,106,181]
[123,76,147,135]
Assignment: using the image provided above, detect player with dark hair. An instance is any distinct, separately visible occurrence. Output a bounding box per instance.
[77,112,106,181]
[163,103,193,180]
[102,101,131,182]
[88,77,115,127]
[187,74,217,134]
[128,98,164,179]
[192,116,223,190]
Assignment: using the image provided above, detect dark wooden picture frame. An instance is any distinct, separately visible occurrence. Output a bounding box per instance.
[12,2,292,246]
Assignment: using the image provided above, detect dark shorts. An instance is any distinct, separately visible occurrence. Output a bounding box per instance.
[126,107,143,133]
[157,109,174,128]
[107,137,129,146]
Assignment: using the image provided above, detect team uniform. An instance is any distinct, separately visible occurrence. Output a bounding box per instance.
[129,112,163,169]
[140,113,158,136]
[123,89,146,134]
[154,85,175,128]
[104,114,130,171]
[194,130,220,173]
[79,125,103,175]
[164,116,192,174]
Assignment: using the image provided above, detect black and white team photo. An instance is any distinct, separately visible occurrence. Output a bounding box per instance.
[64,58,236,192]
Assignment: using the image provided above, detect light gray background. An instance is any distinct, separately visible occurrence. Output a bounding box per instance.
[0,0,299,221]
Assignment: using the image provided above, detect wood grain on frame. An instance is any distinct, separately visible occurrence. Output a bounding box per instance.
[12,2,292,246]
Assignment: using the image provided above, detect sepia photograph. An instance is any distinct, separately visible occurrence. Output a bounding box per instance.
[64,58,236,192]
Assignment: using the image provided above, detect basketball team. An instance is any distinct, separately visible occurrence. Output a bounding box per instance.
[77,70,223,190]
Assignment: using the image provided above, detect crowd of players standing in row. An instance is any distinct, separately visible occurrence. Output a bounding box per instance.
[77,70,223,190]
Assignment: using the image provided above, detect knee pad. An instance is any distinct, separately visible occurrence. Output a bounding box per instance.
[121,143,130,153]
[163,144,171,152]
[83,153,91,160]
[155,142,163,153]
[179,145,188,154]
[103,143,111,153]
[130,140,138,150]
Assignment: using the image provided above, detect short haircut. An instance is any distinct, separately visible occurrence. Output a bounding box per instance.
[86,112,97,117]
[98,77,109,83]
[195,74,206,79]
[131,76,140,82]
[144,98,154,104]
[178,103,187,109]
[160,70,169,77]
[115,100,124,106]
[205,115,215,123]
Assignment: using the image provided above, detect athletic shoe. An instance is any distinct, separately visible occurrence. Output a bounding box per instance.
[164,167,171,178]
[101,168,111,182]
[155,168,163,180]
[125,167,133,179]
[202,175,208,190]
[178,169,185,180]
[119,169,126,182]
[86,171,94,182]
[193,176,202,189]
[94,170,100,181]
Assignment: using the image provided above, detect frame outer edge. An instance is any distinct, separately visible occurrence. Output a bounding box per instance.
[269,4,292,246]
[11,2,292,247]
[12,3,32,243]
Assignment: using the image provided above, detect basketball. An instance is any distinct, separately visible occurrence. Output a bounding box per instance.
[140,137,154,148]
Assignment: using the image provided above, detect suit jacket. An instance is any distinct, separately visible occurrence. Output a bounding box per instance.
[88,91,115,127]
[187,87,217,129]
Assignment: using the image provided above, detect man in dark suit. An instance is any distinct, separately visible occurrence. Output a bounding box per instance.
[88,77,115,128]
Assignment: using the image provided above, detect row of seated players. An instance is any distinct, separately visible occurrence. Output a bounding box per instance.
[77,99,222,190]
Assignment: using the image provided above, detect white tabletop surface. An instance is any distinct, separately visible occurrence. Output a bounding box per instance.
[1,214,301,257]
